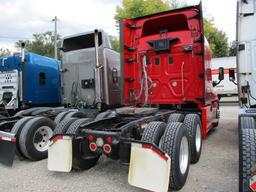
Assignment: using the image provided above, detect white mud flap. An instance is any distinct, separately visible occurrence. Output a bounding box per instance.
[128,143,171,192]
[48,135,73,172]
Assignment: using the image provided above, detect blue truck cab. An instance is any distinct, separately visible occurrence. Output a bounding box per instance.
[0,53,61,110]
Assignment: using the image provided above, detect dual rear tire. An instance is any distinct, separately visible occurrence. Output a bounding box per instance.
[11,116,55,160]
[141,113,202,190]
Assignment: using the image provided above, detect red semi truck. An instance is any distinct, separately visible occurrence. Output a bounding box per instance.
[48,3,220,191]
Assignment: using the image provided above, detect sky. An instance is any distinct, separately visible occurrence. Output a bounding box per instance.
[0,0,237,51]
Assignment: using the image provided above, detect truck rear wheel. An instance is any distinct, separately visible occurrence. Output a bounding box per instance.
[239,129,256,192]
[240,116,256,130]
[168,113,184,123]
[64,111,87,120]
[160,122,190,190]
[183,114,202,163]
[95,111,116,120]
[141,121,166,145]
[11,116,34,158]
[53,117,78,135]
[18,117,55,160]
[54,111,70,124]
[66,118,100,170]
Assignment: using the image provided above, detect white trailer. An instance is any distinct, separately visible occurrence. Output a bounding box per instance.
[211,56,237,97]
[236,0,256,192]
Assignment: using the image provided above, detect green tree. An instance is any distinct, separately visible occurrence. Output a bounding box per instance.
[15,31,61,58]
[109,35,120,52]
[114,0,170,24]
[204,18,229,58]
[229,40,237,56]
[0,48,11,57]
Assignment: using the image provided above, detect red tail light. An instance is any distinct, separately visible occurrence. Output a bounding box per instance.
[103,144,111,154]
[87,135,94,142]
[89,142,97,152]
[105,136,112,143]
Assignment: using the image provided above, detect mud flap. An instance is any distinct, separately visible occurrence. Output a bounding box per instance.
[48,135,73,172]
[0,131,16,166]
[128,142,171,192]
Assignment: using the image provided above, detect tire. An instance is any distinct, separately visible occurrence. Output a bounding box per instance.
[95,111,116,120]
[160,122,190,190]
[53,117,78,135]
[141,121,166,145]
[168,113,185,123]
[183,114,202,164]
[239,129,256,192]
[11,116,34,158]
[66,118,100,170]
[15,107,46,116]
[64,111,87,120]
[240,116,256,130]
[54,111,70,124]
[31,108,52,116]
[18,117,55,160]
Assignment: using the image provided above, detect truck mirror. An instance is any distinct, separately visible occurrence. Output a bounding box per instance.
[218,67,224,81]
[229,68,235,81]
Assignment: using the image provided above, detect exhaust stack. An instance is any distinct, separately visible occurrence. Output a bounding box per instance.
[21,42,26,62]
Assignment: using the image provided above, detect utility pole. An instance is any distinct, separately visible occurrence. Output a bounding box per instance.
[52,16,58,59]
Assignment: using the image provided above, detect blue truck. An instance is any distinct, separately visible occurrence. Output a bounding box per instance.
[0,49,63,166]
[0,52,61,111]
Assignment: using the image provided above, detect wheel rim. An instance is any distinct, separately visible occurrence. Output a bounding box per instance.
[195,124,201,153]
[33,126,53,152]
[179,136,189,175]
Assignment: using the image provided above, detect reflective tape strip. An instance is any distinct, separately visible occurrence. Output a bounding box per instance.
[51,135,63,144]
[0,136,16,142]
[141,143,169,161]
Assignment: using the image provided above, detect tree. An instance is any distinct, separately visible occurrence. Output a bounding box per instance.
[204,18,229,58]
[114,0,170,24]
[15,31,61,58]
[0,48,11,57]
[229,40,237,56]
[109,36,120,52]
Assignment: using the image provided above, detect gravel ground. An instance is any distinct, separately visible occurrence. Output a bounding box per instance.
[0,105,239,192]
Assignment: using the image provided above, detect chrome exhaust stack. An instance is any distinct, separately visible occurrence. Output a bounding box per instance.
[94,29,103,111]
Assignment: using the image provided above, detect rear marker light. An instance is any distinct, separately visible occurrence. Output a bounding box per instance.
[89,142,97,152]
[103,144,111,154]
[105,136,112,143]
[87,135,94,142]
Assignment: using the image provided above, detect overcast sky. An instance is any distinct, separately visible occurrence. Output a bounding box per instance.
[0,0,237,51]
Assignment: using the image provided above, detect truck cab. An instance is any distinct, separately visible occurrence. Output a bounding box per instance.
[0,53,61,111]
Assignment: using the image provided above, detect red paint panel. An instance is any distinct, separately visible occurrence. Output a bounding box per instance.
[121,4,216,106]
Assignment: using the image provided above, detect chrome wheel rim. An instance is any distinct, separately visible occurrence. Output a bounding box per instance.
[33,126,53,152]
[195,124,201,153]
[179,136,189,175]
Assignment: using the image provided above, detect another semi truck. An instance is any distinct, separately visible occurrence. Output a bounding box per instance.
[236,0,256,191]
[0,49,62,166]
[0,30,121,166]
[211,56,237,98]
[48,3,220,191]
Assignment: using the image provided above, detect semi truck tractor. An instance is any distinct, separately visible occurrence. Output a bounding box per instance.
[0,30,121,166]
[0,49,62,166]
[236,0,256,191]
[48,3,220,191]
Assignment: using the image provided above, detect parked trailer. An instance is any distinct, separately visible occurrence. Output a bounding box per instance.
[48,3,220,191]
[235,0,256,191]
[0,51,63,166]
[211,56,237,98]
[0,30,121,166]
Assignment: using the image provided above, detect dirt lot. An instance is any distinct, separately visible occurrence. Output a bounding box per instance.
[0,105,239,192]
